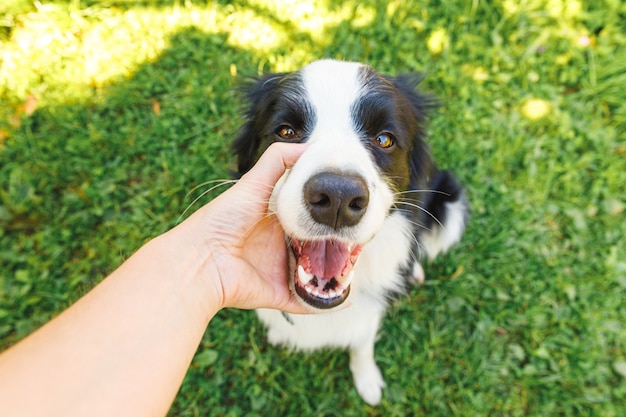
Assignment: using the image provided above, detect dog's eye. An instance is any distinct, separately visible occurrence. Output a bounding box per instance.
[276,125,299,141]
[374,132,395,149]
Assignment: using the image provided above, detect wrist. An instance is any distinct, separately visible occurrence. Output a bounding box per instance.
[152,214,225,317]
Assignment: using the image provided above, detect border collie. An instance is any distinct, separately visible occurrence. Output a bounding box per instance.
[233,59,468,405]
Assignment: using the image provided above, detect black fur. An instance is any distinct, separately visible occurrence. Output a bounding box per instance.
[422,170,467,230]
[233,72,315,176]
[232,64,466,244]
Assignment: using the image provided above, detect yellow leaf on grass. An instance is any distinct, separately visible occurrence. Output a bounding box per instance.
[151,99,161,116]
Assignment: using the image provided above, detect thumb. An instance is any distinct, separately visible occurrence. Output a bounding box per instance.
[239,143,307,188]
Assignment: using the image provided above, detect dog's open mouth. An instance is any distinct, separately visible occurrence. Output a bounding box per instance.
[290,239,362,309]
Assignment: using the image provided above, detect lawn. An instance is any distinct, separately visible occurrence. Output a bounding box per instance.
[1,0,625,415]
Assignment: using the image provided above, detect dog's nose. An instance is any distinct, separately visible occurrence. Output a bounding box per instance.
[304,172,369,229]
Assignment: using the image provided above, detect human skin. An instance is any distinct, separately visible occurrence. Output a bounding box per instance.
[0,143,309,417]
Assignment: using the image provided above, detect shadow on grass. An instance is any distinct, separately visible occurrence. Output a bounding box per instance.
[1,27,254,337]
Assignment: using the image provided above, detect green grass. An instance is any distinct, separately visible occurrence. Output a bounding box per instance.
[1,0,625,415]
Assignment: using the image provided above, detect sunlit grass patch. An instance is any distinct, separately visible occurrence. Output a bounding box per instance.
[1,3,218,107]
[0,1,323,116]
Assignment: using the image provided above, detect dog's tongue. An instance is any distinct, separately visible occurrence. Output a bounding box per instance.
[300,240,351,279]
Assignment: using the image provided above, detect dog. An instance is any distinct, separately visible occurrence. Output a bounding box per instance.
[232,59,468,405]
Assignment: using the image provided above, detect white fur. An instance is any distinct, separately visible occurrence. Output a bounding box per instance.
[254,60,464,405]
[420,200,467,260]
[257,212,413,405]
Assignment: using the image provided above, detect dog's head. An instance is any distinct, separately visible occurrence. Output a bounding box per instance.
[233,60,438,311]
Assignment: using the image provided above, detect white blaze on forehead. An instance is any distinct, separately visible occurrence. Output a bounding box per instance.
[296,59,375,176]
[300,59,365,142]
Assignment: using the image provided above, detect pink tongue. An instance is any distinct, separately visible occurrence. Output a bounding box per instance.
[300,240,349,279]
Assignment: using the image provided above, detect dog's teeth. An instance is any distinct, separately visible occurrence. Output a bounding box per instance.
[297,265,313,286]
[305,286,312,294]
[328,289,337,298]
[338,270,354,287]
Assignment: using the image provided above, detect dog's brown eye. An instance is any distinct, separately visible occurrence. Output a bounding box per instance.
[277,125,298,141]
[374,132,395,149]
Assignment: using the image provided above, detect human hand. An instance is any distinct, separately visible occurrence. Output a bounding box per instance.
[174,143,309,313]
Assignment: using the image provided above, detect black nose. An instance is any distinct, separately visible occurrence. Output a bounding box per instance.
[303,172,369,230]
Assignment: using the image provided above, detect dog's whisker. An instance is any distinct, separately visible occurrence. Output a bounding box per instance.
[399,222,427,265]
[403,216,434,233]
[388,208,430,262]
[409,233,426,262]
[392,207,433,232]
[237,178,277,191]
[187,177,276,201]
[184,178,238,200]
[179,177,280,225]
[394,201,446,231]
[395,200,443,228]
[178,180,237,223]
[394,189,451,197]
[241,211,281,238]
[394,197,446,219]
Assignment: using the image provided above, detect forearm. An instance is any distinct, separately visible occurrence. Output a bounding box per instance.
[0,221,218,417]
[0,143,308,417]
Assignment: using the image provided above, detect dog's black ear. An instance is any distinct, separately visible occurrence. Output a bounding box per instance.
[388,73,439,190]
[389,73,438,123]
[232,73,288,176]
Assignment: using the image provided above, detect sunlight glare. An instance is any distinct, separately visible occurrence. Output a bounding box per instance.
[521,98,551,121]
[225,10,288,53]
